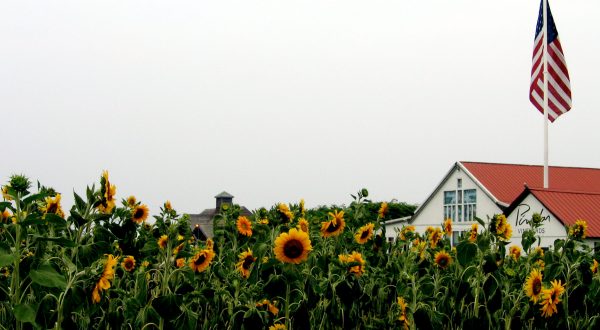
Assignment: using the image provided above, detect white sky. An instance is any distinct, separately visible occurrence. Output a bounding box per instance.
[1,0,599,215]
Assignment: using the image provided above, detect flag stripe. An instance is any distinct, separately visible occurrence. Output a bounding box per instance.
[529,0,571,122]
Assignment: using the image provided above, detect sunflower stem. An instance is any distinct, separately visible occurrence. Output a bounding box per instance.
[285,282,291,329]
[12,192,23,330]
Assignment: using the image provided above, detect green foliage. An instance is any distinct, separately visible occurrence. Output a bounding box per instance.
[0,175,599,330]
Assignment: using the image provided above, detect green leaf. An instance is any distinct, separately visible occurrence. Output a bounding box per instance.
[29,263,67,289]
[22,192,48,205]
[74,191,86,212]
[14,303,37,324]
[44,213,67,228]
[32,235,77,248]
[0,252,14,267]
[474,216,485,227]
[456,241,478,267]
[152,295,183,320]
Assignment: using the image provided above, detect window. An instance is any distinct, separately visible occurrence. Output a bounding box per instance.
[443,188,476,222]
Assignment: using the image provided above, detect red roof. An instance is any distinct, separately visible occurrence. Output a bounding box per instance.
[461,161,600,205]
[529,189,600,238]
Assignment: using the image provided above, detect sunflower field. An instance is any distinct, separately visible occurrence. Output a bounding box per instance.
[1,173,600,330]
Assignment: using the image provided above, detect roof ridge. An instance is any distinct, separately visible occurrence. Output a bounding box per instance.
[529,188,600,196]
[460,161,600,171]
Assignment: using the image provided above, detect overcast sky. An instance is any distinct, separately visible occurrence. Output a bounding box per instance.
[1,0,599,215]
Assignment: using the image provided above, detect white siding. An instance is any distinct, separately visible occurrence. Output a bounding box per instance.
[408,166,503,236]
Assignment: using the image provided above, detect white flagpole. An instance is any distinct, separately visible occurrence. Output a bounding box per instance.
[543,0,549,189]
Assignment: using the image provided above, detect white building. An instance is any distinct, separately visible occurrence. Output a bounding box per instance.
[386,161,600,249]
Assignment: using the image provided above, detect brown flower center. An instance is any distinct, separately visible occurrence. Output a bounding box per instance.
[326,221,339,233]
[194,254,207,265]
[124,259,134,270]
[360,229,370,239]
[283,239,304,259]
[533,278,542,295]
[133,208,144,219]
[47,202,58,214]
[242,256,254,269]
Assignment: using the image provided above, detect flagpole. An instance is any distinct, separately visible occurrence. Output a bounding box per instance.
[542,0,549,189]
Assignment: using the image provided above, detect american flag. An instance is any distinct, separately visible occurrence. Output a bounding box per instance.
[529,0,572,122]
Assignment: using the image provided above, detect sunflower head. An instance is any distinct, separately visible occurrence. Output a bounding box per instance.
[509,245,521,261]
[42,194,65,218]
[469,223,478,242]
[378,202,389,219]
[126,195,137,207]
[269,324,286,330]
[355,223,375,244]
[158,235,168,249]
[399,225,415,241]
[299,199,305,216]
[321,210,346,238]
[274,228,312,264]
[132,204,149,224]
[236,216,252,237]
[97,170,117,214]
[397,297,410,329]
[277,203,294,222]
[121,256,136,272]
[592,259,598,274]
[540,279,565,318]
[1,185,13,201]
[428,227,443,248]
[297,218,309,233]
[569,219,588,239]
[338,251,366,277]
[1,209,11,223]
[189,248,216,273]
[176,258,185,268]
[434,251,452,269]
[164,200,173,211]
[524,268,543,303]
[257,299,279,316]
[443,218,452,235]
[236,249,256,279]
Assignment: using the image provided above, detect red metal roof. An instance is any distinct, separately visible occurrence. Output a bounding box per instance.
[461,161,600,205]
[529,189,600,238]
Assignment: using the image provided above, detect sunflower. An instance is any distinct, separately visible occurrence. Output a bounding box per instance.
[428,227,443,248]
[97,170,116,214]
[1,185,12,201]
[411,240,427,261]
[164,200,173,211]
[126,195,137,207]
[277,203,294,222]
[274,228,312,264]
[1,209,12,223]
[258,218,269,225]
[592,259,598,274]
[41,194,65,218]
[443,218,452,236]
[131,204,149,224]
[399,225,415,241]
[176,258,185,268]
[92,254,119,304]
[257,299,279,316]
[355,223,374,244]
[320,210,346,237]
[509,245,521,261]
[206,238,214,250]
[540,279,565,318]
[468,223,478,242]
[297,218,309,233]
[569,219,588,239]
[141,260,150,268]
[397,297,410,330]
[338,251,366,277]
[524,268,543,303]
[189,248,216,273]
[158,235,168,249]
[236,249,256,279]
[378,202,388,218]
[493,214,512,241]
[533,246,545,259]
[434,251,452,269]
[236,216,252,237]
[299,198,305,216]
[269,324,285,330]
[121,256,135,272]
[172,243,184,256]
